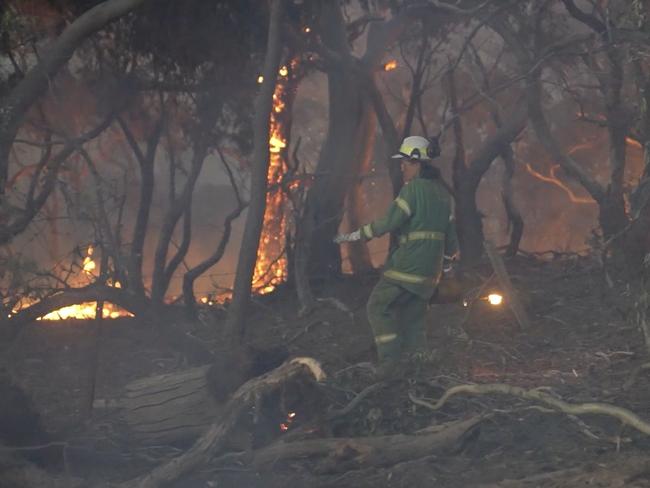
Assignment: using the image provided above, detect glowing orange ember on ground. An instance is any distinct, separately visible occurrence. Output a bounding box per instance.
[11,246,133,321]
[280,411,297,431]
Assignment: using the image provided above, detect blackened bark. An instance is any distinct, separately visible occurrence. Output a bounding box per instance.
[448,68,526,265]
[346,90,376,274]
[225,0,286,343]
[501,146,524,257]
[150,136,209,308]
[183,155,246,317]
[120,116,164,298]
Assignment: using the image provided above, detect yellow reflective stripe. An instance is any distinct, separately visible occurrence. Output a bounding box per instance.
[395,197,412,216]
[375,333,397,344]
[398,231,445,245]
[362,224,374,239]
[384,269,434,285]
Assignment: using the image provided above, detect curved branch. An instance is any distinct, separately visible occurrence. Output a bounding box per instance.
[526,70,605,203]
[560,0,607,35]
[0,0,151,190]
[0,112,116,245]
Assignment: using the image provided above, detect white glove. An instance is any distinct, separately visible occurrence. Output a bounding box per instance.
[333,229,361,244]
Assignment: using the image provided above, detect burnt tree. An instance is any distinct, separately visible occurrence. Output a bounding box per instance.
[300,3,424,281]
[226,0,287,342]
[0,0,150,240]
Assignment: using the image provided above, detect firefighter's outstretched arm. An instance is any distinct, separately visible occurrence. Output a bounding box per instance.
[334,189,413,244]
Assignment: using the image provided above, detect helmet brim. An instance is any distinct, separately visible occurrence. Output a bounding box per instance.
[391,152,410,159]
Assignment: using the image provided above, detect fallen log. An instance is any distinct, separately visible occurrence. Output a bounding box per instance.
[108,345,291,446]
[252,415,484,474]
[120,357,325,488]
[121,365,216,446]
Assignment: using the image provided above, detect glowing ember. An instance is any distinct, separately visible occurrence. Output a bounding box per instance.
[383,59,398,71]
[487,294,503,306]
[257,75,264,84]
[626,137,642,149]
[280,411,297,432]
[82,246,96,275]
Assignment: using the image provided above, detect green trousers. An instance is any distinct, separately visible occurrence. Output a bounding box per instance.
[366,278,428,361]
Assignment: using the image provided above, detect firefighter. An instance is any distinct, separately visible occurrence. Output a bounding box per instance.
[334,135,459,364]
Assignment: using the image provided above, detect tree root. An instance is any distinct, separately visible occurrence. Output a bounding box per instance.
[409,383,650,436]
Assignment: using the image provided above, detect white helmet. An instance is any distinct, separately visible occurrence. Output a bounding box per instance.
[391,135,440,160]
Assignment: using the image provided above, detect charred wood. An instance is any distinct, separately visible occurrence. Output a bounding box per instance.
[252,415,483,474]
[119,357,325,488]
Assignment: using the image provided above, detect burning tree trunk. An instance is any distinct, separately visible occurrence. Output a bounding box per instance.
[226,0,287,343]
[251,62,298,294]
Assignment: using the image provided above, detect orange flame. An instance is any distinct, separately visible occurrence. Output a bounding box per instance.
[383,59,398,71]
[11,246,133,321]
[524,163,595,205]
[251,63,294,294]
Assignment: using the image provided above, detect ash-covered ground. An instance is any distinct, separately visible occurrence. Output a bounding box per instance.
[4,253,650,488]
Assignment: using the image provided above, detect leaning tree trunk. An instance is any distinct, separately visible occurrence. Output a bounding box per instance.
[0,0,149,193]
[225,0,286,343]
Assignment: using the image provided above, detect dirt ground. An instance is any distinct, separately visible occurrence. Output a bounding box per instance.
[4,253,650,487]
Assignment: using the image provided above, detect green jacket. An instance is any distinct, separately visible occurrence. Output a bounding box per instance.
[359,177,458,299]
